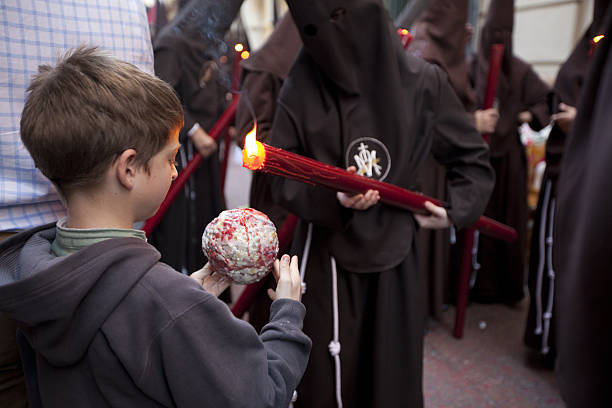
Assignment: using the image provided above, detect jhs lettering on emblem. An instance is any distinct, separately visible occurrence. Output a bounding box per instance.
[354,142,383,177]
[345,137,391,181]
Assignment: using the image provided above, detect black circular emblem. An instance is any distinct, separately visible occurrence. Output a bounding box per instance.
[345,137,391,181]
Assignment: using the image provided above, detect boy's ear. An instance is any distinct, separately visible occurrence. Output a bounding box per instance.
[116,149,139,190]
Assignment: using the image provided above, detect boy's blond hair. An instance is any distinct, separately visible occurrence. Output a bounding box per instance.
[20,46,184,196]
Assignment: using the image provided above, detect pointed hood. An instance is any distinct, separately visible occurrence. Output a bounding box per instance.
[0,227,160,366]
[285,0,401,94]
[241,12,302,80]
[409,0,476,111]
[544,0,611,180]
[479,0,514,67]
[155,0,243,61]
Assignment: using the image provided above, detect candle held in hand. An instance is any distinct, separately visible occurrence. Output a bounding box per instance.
[241,125,517,242]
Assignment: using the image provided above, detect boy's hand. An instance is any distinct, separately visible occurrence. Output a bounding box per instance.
[551,103,577,134]
[336,166,380,210]
[268,255,302,302]
[191,127,218,158]
[191,263,230,297]
[414,201,452,229]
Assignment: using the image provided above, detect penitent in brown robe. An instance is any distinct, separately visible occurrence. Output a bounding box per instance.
[235,13,302,230]
[524,0,610,362]
[469,0,550,304]
[234,13,302,331]
[553,5,612,406]
[409,0,476,321]
[269,0,494,406]
[150,0,243,273]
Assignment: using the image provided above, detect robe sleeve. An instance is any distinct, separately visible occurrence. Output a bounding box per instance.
[139,282,311,408]
[521,65,551,131]
[429,68,496,228]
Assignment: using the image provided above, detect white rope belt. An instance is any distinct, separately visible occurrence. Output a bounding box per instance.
[329,256,343,408]
[294,224,343,407]
[535,180,551,337]
[469,230,481,288]
[541,198,556,355]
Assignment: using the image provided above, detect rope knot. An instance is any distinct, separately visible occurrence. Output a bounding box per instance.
[328,340,341,356]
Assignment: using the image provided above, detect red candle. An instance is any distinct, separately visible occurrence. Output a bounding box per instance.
[243,132,517,242]
[482,43,504,143]
[232,43,245,92]
[142,95,240,236]
[397,28,414,50]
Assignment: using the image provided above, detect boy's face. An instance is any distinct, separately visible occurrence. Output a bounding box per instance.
[133,129,181,221]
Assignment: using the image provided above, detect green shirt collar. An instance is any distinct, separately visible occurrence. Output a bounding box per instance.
[51,218,147,257]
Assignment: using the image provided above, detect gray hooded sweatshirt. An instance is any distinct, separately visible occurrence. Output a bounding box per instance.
[0,225,311,407]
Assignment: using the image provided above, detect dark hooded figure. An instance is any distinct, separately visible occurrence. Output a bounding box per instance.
[469,0,550,304]
[553,5,612,406]
[234,13,302,332]
[150,0,243,273]
[524,0,610,366]
[269,0,495,406]
[409,0,476,321]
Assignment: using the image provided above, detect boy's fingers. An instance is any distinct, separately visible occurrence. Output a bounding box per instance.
[290,255,300,285]
[278,254,291,281]
[272,258,280,281]
[267,288,277,301]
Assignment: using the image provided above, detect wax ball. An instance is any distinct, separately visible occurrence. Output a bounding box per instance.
[202,208,278,284]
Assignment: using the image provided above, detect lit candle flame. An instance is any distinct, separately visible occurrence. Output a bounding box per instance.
[241,50,250,60]
[235,43,244,52]
[593,34,605,44]
[399,28,409,36]
[242,124,266,170]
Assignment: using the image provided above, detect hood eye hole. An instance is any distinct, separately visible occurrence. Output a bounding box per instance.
[303,24,318,37]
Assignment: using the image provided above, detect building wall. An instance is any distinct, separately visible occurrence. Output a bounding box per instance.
[240,0,287,51]
[478,0,594,84]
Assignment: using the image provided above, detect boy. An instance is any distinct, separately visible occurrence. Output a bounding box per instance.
[0,47,311,407]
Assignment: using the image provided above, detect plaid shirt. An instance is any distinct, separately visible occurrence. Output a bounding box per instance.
[0,0,154,231]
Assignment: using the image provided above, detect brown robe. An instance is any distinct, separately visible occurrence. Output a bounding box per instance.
[235,13,302,230]
[270,0,494,406]
[149,0,243,273]
[409,0,475,320]
[553,5,612,406]
[524,0,609,359]
[469,0,550,304]
[234,14,302,331]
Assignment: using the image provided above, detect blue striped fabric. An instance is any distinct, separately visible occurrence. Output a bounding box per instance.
[0,0,154,231]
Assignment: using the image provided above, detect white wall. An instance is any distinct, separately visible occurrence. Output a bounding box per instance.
[240,0,288,51]
[478,0,594,84]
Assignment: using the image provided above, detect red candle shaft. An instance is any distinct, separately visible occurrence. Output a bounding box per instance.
[482,44,505,143]
[232,49,242,92]
[400,31,414,49]
[253,143,517,242]
[142,96,240,236]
